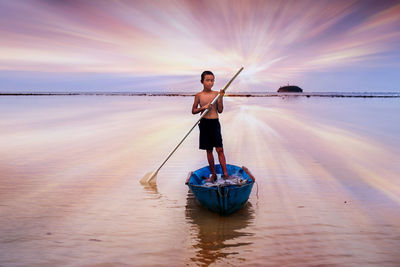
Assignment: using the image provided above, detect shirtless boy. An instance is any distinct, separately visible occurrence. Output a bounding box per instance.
[192,70,229,182]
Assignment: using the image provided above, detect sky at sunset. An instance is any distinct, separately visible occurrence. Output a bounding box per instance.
[1,0,399,93]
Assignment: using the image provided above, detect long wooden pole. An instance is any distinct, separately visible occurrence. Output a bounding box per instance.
[140,67,244,185]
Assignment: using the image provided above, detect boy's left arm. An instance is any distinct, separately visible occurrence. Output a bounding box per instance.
[217,90,224,113]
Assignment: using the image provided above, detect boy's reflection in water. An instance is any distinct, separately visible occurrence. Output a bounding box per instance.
[185,190,255,266]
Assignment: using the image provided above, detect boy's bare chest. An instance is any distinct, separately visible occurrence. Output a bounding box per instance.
[199,92,217,106]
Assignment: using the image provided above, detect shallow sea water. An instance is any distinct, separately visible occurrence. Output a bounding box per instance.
[0,95,399,266]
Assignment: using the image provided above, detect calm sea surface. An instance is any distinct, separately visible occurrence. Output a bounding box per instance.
[0,96,399,266]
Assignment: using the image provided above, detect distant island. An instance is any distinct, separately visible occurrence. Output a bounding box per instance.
[278,85,303,93]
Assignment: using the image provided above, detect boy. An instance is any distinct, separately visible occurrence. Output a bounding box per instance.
[192,70,229,182]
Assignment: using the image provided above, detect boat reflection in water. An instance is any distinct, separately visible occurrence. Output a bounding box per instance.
[185,190,255,266]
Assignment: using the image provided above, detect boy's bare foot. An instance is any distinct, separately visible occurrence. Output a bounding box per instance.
[223,174,230,180]
[205,173,217,183]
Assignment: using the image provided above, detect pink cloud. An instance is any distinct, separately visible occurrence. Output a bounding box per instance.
[0,0,399,91]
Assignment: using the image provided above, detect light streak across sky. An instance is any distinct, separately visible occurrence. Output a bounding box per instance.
[0,0,399,92]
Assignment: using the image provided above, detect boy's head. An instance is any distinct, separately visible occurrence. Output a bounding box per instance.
[201,70,214,83]
[201,70,214,90]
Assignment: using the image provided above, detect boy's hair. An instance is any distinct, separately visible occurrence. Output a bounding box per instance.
[201,71,214,83]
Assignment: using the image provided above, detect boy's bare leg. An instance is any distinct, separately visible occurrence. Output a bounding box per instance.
[205,149,217,182]
[216,147,229,179]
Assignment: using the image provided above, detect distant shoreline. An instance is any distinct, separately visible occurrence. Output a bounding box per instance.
[1,92,399,98]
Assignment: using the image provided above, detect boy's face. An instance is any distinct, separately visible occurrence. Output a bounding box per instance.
[202,74,214,90]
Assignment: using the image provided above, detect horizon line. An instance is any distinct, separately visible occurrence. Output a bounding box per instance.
[1,91,400,98]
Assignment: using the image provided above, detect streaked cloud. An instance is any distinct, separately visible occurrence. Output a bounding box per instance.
[0,0,399,91]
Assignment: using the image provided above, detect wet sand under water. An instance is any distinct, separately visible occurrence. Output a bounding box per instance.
[0,95,399,266]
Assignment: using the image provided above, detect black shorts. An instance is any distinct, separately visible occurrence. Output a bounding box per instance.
[198,118,223,150]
